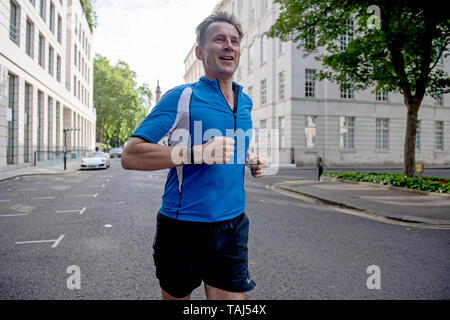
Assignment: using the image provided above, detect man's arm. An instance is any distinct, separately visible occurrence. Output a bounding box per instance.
[122,136,235,171]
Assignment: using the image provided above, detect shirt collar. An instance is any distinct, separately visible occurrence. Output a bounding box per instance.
[199,76,242,93]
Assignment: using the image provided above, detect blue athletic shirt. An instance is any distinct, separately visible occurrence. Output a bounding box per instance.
[131,76,253,222]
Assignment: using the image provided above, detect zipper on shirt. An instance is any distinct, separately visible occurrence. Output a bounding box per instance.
[218,84,240,133]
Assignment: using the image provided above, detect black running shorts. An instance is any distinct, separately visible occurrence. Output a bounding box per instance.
[152,212,256,298]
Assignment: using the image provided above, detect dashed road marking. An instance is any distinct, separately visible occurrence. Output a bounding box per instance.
[56,207,87,215]
[15,234,64,248]
[0,214,28,217]
[75,193,98,198]
[32,196,55,200]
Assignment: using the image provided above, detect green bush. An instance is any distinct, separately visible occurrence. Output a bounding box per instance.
[322,172,450,194]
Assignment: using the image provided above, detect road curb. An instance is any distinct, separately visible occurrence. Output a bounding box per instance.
[272,181,450,226]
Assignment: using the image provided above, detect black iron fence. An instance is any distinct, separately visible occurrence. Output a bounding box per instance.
[34,150,92,167]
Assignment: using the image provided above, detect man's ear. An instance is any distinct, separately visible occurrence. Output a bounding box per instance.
[195,46,204,61]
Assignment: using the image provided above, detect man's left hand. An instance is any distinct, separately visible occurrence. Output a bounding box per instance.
[246,152,267,178]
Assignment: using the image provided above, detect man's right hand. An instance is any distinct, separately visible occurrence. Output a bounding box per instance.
[195,136,235,164]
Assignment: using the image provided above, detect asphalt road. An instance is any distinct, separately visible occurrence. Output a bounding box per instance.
[0,160,448,299]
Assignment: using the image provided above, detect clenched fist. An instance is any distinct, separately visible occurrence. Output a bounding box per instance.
[196,136,235,164]
[246,152,267,178]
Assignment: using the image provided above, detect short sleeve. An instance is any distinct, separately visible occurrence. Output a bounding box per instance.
[131,86,185,144]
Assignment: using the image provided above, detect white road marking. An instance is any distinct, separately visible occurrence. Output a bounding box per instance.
[0,199,12,202]
[79,207,87,215]
[15,234,64,248]
[105,224,112,228]
[32,197,55,200]
[17,188,37,191]
[52,234,64,248]
[0,214,28,217]
[75,193,98,198]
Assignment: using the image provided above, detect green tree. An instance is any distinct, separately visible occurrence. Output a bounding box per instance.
[268,0,450,177]
[94,54,148,147]
[138,83,154,113]
[80,0,97,33]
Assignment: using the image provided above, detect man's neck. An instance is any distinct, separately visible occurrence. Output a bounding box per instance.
[205,74,235,109]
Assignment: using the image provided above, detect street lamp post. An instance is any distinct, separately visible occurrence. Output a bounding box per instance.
[63,128,80,171]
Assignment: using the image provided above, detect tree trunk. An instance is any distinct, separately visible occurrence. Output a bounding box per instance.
[403,99,421,177]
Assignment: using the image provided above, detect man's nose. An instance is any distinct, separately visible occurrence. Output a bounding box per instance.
[223,38,234,50]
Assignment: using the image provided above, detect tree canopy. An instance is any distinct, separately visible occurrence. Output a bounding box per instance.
[268,0,450,176]
[93,54,151,148]
[80,0,97,33]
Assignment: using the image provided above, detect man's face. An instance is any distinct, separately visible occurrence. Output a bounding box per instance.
[196,21,241,81]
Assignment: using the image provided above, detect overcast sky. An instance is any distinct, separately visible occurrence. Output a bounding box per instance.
[92,0,218,102]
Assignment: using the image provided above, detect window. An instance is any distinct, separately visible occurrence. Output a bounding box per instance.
[49,2,55,33]
[56,55,61,82]
[279,116,285,148]
[340,83,354,99]
[260,35,267,64]
[248,86,253,100]
[305,116,317,149]
[416,120,421,151]
[78,80,80,99]
[10,1,20,45]
[279,71,285,100]
[48,45,54,75]
[7,73,16,164]
[376,118,389,150]
[435,121,444,150]
[340,117,355,149]
[39,0,46,21]
[38,33,45,68]
[26,19,34,57]
[24,83,32,163]
[74,44,77,66]
[260,79,267,105]
[435,94,443,106]
[47,97,52,155]
[376,89,388,101]
[37,90,43,159]
[73,75,76,96]
[279,40,286,54]
[305,69,316,97]
[305,27,316,48]
[340,20,353,50]
[248,44,254,72]
[56,101,60,151]
[57,15,62,43]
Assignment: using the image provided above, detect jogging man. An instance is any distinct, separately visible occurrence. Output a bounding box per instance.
[122,12,266,300]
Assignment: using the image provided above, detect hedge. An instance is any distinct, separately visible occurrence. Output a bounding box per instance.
[322,172,450,194]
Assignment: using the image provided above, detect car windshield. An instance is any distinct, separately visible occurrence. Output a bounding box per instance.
[93,152,105,158]
[111,148,122,153]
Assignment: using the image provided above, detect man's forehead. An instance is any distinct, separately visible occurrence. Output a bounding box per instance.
[205,21,240,38]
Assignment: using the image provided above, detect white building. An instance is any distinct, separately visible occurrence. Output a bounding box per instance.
[184,0,450,167]
[0,0,96,170]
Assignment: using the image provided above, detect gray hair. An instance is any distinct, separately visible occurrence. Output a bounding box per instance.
[196,12,244,48]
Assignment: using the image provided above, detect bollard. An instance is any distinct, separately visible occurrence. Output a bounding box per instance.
[416,163,423,178]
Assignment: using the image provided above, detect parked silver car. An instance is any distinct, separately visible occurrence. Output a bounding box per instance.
[80,152,110,170]
[110,148,123,158]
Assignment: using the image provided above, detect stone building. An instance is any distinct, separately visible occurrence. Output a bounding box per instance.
[0,0,96,170]
[184,0,450,167]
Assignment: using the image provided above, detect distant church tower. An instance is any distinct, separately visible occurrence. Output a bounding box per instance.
[155,80,162,104]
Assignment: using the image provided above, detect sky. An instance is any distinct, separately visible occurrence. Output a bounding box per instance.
[92,0,218,103]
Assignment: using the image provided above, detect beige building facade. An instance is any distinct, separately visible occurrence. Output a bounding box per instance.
[184,0,450,167]
[0,0,95,171]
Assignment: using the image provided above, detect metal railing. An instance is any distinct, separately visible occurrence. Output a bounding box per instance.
[34,150,92,168]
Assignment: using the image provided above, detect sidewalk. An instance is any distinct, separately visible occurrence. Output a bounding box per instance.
[275,178,450,225]
[0,160,81,182]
